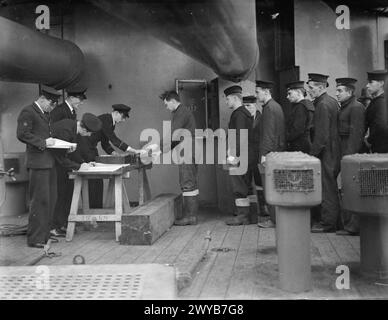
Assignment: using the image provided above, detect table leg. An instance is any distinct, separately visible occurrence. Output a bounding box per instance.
[139,168,151,206]
[104,178,114,208]
[82,179,90,214]
[122,180,131,213]
[114,175,122,242]
[66,176,82,242]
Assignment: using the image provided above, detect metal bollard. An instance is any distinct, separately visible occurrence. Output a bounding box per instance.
[265,152,321,293]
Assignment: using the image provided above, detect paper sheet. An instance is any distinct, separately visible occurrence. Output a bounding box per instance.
[47,138,77,149]
[77,163,129,173]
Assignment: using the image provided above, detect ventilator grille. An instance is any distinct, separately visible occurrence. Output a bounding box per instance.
[0,273,143,300]
[359,168,388,196]
[273,169,314,192]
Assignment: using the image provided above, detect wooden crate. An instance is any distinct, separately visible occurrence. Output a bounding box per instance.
[119,194,182,245]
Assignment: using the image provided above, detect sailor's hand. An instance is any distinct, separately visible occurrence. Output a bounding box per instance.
[111,151,119,156]
[136,149,148,155]
[67,145,77,153]
[45,138,55,147]
[364,137,371,149]
[226,156,239,166]
[79,162,92,171]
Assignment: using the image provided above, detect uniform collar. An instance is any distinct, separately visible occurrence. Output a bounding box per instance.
[234,105,252,118]
[172,104,182,113]
[313,92,327,104]
[65,100,74,113]
[340,95,355,108]
[262,98,272,107]
[372,92,384,100]
[33,101,44,114]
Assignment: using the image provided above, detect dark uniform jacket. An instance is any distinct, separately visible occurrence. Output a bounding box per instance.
[310,93,341,164]
[51,119,84,170]
[16,103,54,169]
[365,93,388,153]
[338,96,365,157]
[259,98,286,158]
[286,99,314,153]
[249,110,261,166]
[50,101,77,123]
[79,113,129,161]
[162,104,197,153]
[228,106,252,160]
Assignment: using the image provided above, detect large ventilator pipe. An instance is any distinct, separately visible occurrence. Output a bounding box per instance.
[0,16,84,89]
[341,154,388,277]
[265,152,322,293]
[89,0,259,82]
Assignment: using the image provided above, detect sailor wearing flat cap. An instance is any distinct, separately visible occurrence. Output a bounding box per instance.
[285,81,314,154]
[306,73,341,233]
[335,78,365,157]
[16,85,62,248]
[365,70,388,153]
[335,78,365,236]
[223,85,257,226]
[242,95,266,221]
[49,113,102,237]
[78,103,142,208]
[51,84,88,122]
[255,80,286,229]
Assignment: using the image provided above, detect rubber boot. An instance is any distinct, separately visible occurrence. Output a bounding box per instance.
[226,206,251,225]
[174,196,198,226]
[257,189,270,221]
[248,194,258,224]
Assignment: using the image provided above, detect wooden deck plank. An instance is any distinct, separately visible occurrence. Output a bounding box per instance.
[151,224,202,265]
[199,225,244,299]
[180,221,229,299]
[225,225,259,299]
[1,236,42,266]
[345,235,360,251]
[131,225,186,264]
[173,219,218,270]
[39,231,110,265]
[251,227,291,299]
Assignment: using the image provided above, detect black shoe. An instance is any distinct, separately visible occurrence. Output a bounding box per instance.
[174,216,197,226]
[28,242,46,249]
[311,223,335,233]
[49,237,59,243]
[50,229,66,237]
[336,229,359,236]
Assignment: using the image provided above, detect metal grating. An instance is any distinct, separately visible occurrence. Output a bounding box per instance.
[273,169,314,193]
[359,168,388,196]
[0,273,143,300]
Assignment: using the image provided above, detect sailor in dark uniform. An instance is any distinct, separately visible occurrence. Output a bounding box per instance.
[16,85,61,248]
[256,80,286,228]
[364,70,388,153]
[306,73,341,233]
[50,85,87,122]
[243,95,267,222]
[154,91,199,225]
[50,113,102,236]
[224,85,255,225]
[334,77,366,236]
[285,81,314,154]
[79,104,142,208]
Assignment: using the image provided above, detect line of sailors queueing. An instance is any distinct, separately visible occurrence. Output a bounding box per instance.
[223,70,388,235]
